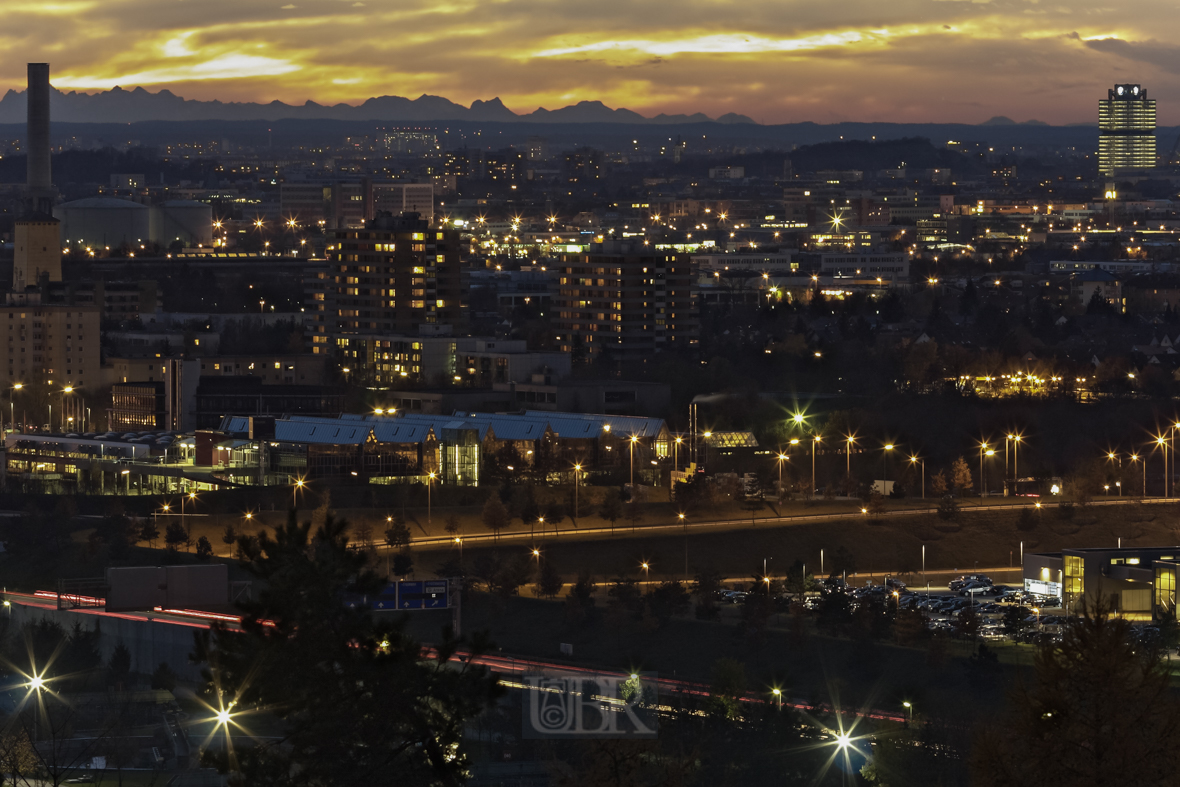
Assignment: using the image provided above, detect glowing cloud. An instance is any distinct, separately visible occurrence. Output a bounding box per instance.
[1,0,1179,123]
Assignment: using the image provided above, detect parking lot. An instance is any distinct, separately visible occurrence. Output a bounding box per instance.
[717,573,1072,645]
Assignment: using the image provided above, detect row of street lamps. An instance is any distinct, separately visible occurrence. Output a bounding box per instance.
[5,382,88,433]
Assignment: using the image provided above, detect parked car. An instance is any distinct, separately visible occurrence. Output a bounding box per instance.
[959,581,993,596]
[950,575,993,592]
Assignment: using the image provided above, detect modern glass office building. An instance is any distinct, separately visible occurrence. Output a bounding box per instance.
[1098,84,1156,176]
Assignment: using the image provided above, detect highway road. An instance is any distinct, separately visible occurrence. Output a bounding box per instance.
[3,590,906,724]
[400,495,1173,550]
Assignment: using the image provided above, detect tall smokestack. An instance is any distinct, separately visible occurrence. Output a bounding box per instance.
[26,62,52,213]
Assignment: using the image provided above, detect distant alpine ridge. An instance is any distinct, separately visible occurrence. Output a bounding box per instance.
[0,86,759,125]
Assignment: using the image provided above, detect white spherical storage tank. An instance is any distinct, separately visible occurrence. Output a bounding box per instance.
[54,197,150,251]
[150,200,214,248]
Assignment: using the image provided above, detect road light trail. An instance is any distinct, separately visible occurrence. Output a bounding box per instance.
[401,496,1171,550]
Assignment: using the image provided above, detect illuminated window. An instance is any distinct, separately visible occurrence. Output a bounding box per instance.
[1064,555,1084,604]
[1156,566,1177,617]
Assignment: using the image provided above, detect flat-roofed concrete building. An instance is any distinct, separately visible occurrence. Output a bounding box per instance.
[281,180,433,229]
[1023,545,1180,621]
[818,252,909,280]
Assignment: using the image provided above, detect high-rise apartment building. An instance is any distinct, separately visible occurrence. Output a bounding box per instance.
[554,241,697,363]
[310,212,464,381]
[0,297,101,391]
[1099,84,1156,176]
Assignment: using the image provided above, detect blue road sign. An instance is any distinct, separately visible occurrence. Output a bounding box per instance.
[349,580,451,611]
[396,579,449,610]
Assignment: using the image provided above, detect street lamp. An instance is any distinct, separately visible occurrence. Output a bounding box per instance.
[641,561,650,585]
[673,436,682,471]
[1008,434,1022,486]
[679,512,688,580]
[1158,435,1170,498]
[427,471,437,524]
[573,463,582,523]
[629,435,640,488]
[903,701,913,722]
[978,442,987,496]
[181,491,196,535]
[9,382,22,433]
[910,455,925,499]
[776,453,788,499]
[812,435,822,499]
[845,434,856,482]
[772,688,782,710]
[59,385,74,431]
[882,444,894,492]
[1131,453,1144,496]
[293,477,305,510]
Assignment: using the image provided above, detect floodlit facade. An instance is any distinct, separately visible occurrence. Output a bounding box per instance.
[1023,546,1180,621]
[1098,84,1156,176]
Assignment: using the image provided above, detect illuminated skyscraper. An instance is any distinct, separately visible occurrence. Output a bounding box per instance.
[1099,84,1156,176]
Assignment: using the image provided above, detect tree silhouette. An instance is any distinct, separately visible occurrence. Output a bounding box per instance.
[951,456,973,497]
[600,492,623,532]
[192,511,501,785]
[481,494,510,541]
[973,596,1180,786]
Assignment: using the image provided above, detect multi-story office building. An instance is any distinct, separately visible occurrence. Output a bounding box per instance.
[1099,84,1156,176]
[554,241,698,363]
[310,212,464,379]
[280,180,433,228]
[818,252,910,280]
[307,333,568,388]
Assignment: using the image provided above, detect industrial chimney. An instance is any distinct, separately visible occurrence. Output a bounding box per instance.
[26,62,52,213]
[13,62,61,291]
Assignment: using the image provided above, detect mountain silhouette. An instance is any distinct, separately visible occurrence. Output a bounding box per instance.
[0,86,757,125]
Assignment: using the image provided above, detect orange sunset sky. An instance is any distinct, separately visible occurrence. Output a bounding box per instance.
[3,0,1177,124]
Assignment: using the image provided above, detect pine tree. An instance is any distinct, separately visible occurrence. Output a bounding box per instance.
[108,642,132,688]
[139,520,159,548]
[164,521,187,551]
[537,559,563,599]
[195,536,214,561]
[192,511,501,784]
